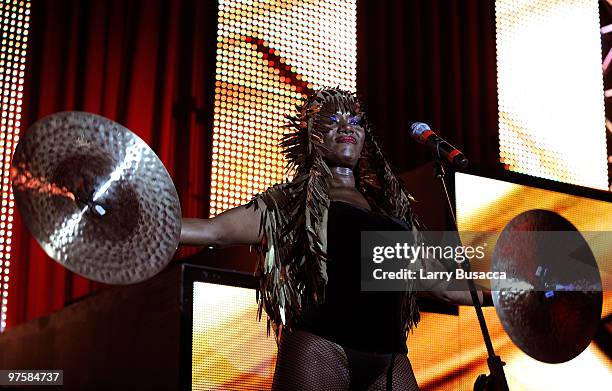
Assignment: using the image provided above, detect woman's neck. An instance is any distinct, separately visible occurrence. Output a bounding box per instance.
[327,166,370,210]
[328,166,355,189]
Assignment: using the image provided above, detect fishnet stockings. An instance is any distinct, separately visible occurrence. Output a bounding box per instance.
[271,330,420,391]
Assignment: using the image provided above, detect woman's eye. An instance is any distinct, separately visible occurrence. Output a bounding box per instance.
[349,116,362,125]
[330,114,339,123]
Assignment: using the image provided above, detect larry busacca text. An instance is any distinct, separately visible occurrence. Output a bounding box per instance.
[371,242,507,281]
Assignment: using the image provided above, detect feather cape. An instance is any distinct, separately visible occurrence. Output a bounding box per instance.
[246,89,421,340]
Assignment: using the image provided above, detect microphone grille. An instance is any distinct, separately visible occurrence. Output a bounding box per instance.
[410,122,431,138]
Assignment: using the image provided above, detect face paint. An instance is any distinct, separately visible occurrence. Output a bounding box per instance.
[282,88,370,175]
[316,105,365,169]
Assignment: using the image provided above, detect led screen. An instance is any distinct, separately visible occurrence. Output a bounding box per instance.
[496,0,608,190]
[0,0,30,332]
[210,0,357,216]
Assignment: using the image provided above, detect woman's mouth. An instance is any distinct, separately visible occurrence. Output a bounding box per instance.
[336,136,357,144]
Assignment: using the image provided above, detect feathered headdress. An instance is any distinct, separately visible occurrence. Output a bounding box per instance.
[247,89,421,339]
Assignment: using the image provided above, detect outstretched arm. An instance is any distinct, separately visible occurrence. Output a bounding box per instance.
[418,273,492,307]
[416,256,493,306]
[180,204,263,247]
[412,229,492,306]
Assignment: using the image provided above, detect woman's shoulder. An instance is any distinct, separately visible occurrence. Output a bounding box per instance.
[246,181,297,211]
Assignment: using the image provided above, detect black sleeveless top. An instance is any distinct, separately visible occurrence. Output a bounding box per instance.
[297,200,410,354]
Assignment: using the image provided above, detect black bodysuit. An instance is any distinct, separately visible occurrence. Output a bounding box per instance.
[298,200,410,353]
[271,201,421,390]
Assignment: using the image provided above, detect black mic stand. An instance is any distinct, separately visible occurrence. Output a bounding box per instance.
[432,160,510,391]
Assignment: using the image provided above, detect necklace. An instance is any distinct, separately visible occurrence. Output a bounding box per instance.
[335,167,353,176]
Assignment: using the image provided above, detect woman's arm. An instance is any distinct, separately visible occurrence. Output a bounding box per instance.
[408,227,492,306]
[418,281,492,307]
[180,204,263,247]
[415,256,493,307]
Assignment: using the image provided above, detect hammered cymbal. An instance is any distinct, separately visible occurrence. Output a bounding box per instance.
[11,111,181,284]
[492,209,602,363]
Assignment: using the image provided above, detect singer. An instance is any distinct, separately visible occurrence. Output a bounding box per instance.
[180,88,491,390]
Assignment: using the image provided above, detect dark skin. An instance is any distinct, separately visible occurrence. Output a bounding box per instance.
[180,106,489,306]
[319,110,370,210]
[179,109,367,246]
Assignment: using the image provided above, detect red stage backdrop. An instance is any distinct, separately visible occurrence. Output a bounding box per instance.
[8,0,220,328]
[356,0,499,174]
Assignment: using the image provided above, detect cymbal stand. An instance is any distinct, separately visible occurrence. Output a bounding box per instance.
[432,160,509,391]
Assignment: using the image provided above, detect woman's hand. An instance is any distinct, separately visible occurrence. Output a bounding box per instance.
[180,204,264,248]
[419,285,493,307]
[415,256,493,307]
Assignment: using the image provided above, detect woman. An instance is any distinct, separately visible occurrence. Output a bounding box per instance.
[181,89,489,390]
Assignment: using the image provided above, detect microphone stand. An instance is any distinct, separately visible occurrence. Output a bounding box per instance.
[432,160,509,391]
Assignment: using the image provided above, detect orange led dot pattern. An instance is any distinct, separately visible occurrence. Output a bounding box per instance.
[495,0,608,190]
[0,0,29,332]
[209,0,357,217]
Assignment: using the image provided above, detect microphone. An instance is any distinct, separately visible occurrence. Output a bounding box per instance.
[410,122,469,170]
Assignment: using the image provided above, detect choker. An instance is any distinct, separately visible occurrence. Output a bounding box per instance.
[335,167,353,176]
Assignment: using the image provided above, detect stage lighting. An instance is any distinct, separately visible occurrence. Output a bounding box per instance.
[495,0,608,190]
[0,0,30,333]
[209,0,357,216]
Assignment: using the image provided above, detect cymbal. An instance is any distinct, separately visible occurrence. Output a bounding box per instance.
[11,111,181,284]
[492,209,602,363]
